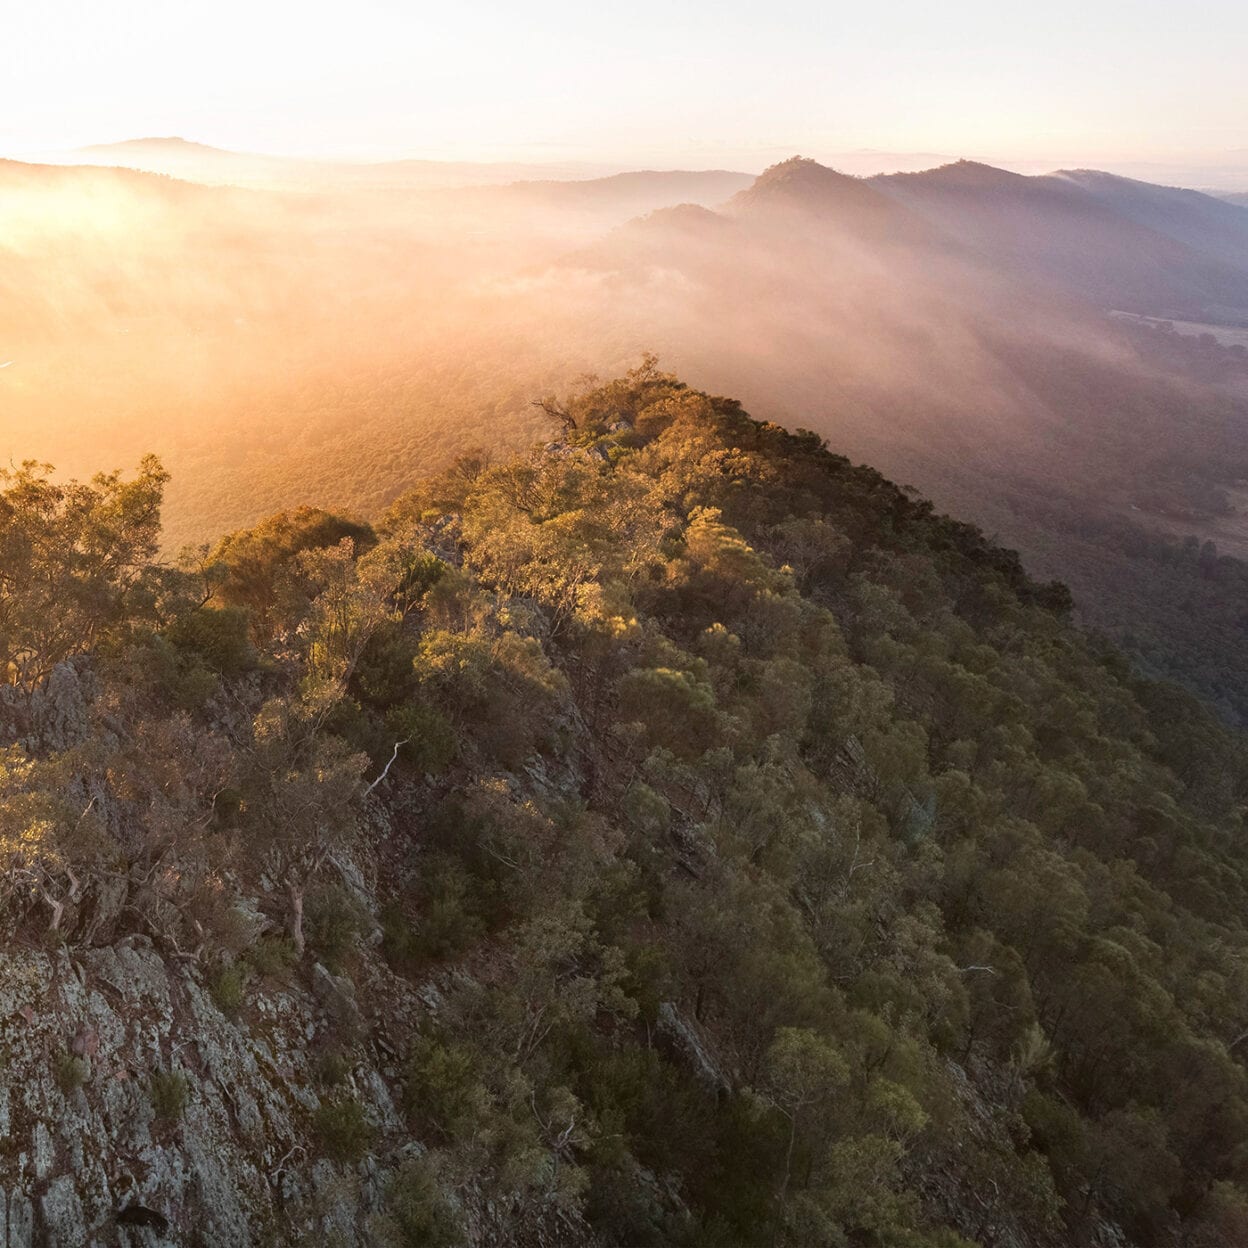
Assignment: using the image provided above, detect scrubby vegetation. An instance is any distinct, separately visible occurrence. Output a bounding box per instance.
[4,363,1248,1245]
[150,1070,191,1122]
[313,1097,376,1163]
[56,1052,89,1093]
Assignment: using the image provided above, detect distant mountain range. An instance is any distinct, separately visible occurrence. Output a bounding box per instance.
[565,154,1248,326]
[50,135,1248,189]
[866,160,1248,321]
[61,136,717,193]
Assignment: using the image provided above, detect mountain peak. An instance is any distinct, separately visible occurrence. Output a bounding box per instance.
[894,159,1026,189]
[727,155,926,244]
[750,155,863,193]
[76,136,237,158]
[732,156,889,215]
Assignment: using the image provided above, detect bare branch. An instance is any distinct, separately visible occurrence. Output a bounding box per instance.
[532,398,577,433]
[363,739,409,796]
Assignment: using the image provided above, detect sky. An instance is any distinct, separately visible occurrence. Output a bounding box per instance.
[4,0,1248,173]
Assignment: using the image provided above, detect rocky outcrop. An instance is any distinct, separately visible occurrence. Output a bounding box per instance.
[655,1002,730,1096]
[0,935,418,1245]
[0,660,95,754]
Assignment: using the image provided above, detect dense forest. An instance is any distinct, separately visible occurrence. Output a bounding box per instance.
[3,365,1248,1246]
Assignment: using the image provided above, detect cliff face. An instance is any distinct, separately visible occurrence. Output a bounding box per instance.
[2,938,328,1246]
[0,769,595,1248]
[0,653,604,1247]
[0,688,415,1247]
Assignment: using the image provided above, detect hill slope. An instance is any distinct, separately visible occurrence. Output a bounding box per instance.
[562,161,1248,723]
[727,155,929,244]
[1056,169,1248,269]
[6,153,1248,732]
[2,368,1247,1246]
[871,161,1248,320]
[61,137,638,192]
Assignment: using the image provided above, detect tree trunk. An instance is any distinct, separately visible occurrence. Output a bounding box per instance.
[774,1112,797,1248]
[288,878,306,957]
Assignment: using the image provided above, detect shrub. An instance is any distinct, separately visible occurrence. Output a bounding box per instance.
[615,665,723,760]
[166,605,256,675]
[353,620,420,708]
[380,904,421,973]
[384,702,456,776]
[414,858,486,964]
[315,1050,353,1088]
[374,1155,464,1247]
[209,963,249,1015]
[313,1097,375,1163]
[151,1070,191,1121]
[184,890,254,956]
[211,787,244,830]
[245,934,299,978]
[306,885,368,972]
[56,1052,89,1093]
[404,1035,489,1140]
[210,506,377,640]
[116,632,218,709]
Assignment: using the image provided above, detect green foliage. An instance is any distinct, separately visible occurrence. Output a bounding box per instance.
[373,1155,465,1248]
[616,664,724,760]
[165,605,256,676]
[383,701,456,776]
[0,456,168,691]
[12,368,1248,1246]
[55,1052,89,1093]
[0,744,119,939]
[150,1070,191,1122]
[315,1050,353,1089]
[209,506,376,640]
[372,369,1248,1245]
[313,1097,375,1163]
[403,1034,491,1141]
[389,857,485,967]
[305,884,369,972]
[414,623,566,766]
[244,934,299,978]
[209,962,249,1015]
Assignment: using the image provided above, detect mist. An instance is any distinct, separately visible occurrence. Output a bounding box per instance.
[5,147,1248,729]
[5,149,1244,550]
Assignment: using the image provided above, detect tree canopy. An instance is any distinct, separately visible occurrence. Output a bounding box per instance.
[3,366,1248,1246]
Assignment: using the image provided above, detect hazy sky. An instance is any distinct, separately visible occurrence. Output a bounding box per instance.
[4,0,1247,169]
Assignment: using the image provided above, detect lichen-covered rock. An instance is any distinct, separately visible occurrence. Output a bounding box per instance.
[0,932,431,1246]
[7,1188,35,1248]
[311,962,362,1032]
[656,1001,731,1095]
[38,1178,86,1248]
[0,660,95,754]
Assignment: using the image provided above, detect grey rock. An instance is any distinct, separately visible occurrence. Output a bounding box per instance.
[0,660,94,753]
[31,1123,55,1181]
[40,1177,87,1248]
[8,1188,34,1248]
[656,1002,731,1095]
[311,963,362,1030]
[0,855,504,1245]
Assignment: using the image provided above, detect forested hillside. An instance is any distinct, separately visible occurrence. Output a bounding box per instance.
[6,154,1248,730]
[3,366,1247,1247]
